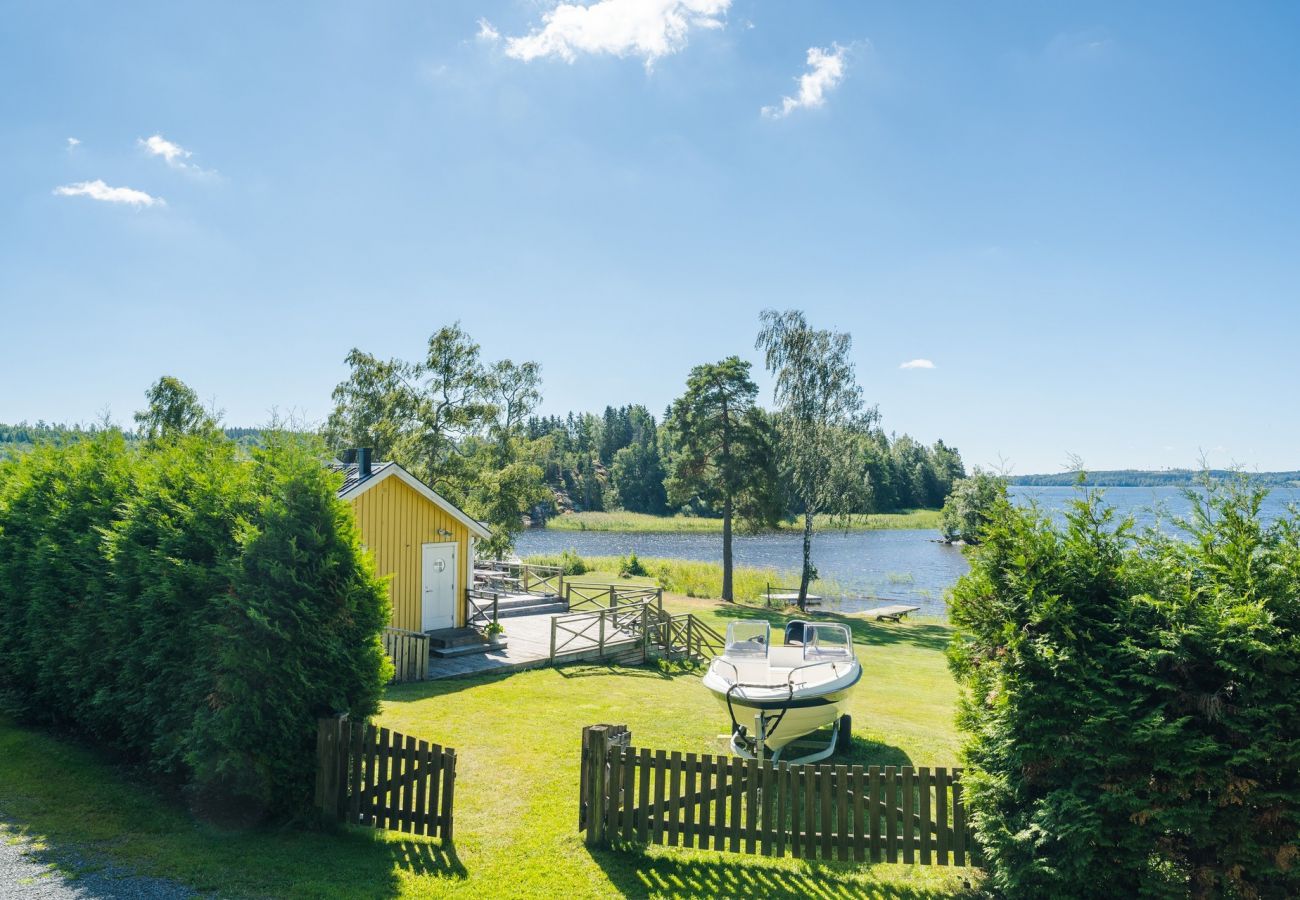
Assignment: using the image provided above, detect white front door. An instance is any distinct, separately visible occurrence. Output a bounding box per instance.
[421,543,457,631]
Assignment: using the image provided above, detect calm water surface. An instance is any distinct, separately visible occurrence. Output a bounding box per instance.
[515,486,1300,618]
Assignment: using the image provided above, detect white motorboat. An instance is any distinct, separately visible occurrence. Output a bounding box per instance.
[702,619,861,763]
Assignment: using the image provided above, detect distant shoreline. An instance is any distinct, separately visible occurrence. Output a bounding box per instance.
[1009,470,1300,488]
[535,509,943,533]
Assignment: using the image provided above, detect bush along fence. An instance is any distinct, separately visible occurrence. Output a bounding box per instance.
[315,717,456,840]
[580,725,978,866]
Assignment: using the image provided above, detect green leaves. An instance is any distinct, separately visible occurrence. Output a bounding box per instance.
[0,431,389,821]
[949,475,1300,897]
[326,323,548,554]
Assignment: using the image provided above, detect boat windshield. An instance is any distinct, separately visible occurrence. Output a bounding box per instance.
[803,624,854,663]
[724,620,770,660]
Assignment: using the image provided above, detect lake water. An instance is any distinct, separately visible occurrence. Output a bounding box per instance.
[515,486,1300,619]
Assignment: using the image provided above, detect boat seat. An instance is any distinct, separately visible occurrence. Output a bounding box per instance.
[785,620,813,646]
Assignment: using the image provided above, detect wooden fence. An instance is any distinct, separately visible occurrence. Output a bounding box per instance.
[580,725,977,867]
[315,717,455,840]
[383,627,429,684]
[565,582,663,613]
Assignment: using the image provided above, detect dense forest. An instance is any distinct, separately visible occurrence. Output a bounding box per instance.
[524,404,966,521]
[0,423,293,458]
[1009,469,1300,488]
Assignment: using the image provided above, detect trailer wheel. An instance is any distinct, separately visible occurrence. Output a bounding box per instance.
[836,715,853,754]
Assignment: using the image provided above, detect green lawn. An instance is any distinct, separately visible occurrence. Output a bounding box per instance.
[0,596,974,898]
[544,510,944,533]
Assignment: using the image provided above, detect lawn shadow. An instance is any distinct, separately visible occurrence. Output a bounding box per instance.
[555,662,692,681]
[382,667,528,702]
[0,811,465,900]
[385,835,466,880]
[589,847,973,899]
[706,603,952,654]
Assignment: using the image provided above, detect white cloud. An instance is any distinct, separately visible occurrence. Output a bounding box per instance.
[139,134,191,167]
[899,359,936,370]
[762,43,848,119]
[502,0,730,66]
[138,133,216,178]
[54,179,164,208]
[477,18,500,42]
[66,137,81,148]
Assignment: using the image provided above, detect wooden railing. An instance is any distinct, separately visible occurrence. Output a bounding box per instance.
[465,589,499,634]
[549,599,658,662]
[580,725,977,866]
[646,610,725,660]
[316,717,455,840]
[474,560,565,597]
[383,627,430,683]
[564,582,663,613]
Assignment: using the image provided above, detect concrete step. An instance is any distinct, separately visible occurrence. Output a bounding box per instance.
[431,641,494,659]
[426,626,488,650]
[496,600,568,619]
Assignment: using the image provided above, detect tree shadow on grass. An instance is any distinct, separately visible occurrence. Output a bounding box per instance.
[707,604,952,654]
[589,847,974,899]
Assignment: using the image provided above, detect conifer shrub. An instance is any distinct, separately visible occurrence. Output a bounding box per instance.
[0,431,389,821]
[948,479,1300,898]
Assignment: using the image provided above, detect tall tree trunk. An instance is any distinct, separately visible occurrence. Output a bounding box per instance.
[721,495,734,602]
[799,510,814,611]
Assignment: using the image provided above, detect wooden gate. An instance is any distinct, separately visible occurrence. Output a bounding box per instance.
[383,627,430,684]
[315,718,455,840]
[580,725,977,866]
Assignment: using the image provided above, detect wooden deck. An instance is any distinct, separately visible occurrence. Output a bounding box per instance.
[860,604,921,622]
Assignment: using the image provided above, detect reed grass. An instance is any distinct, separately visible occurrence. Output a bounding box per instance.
[525,553,848,603]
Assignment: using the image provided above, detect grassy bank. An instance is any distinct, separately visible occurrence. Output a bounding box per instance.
[0,596,974,898]
[543,509,943,533]
[524,554,849,603]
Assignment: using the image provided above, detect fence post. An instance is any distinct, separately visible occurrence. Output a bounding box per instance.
[599,610,606,656]
[586,725,610,846]
[492,595,499,626]
[641,605,650,663]
[550,616,558,662]
[315,715,348,821]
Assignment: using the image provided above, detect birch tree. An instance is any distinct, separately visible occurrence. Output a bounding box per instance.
[756,310,872,607]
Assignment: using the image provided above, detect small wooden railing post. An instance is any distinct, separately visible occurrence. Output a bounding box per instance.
[599,610,606,655]
[550,616,558,661]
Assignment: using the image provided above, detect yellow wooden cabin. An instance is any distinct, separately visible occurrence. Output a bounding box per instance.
[336,449,491,633]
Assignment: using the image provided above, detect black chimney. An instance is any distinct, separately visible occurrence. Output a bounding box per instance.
[356,447,372,479]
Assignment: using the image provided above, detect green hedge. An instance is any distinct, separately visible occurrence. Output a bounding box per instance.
[0,431,390,821]
[948,479,1300,898]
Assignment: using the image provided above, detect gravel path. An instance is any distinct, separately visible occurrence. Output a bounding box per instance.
[0,821,198,899]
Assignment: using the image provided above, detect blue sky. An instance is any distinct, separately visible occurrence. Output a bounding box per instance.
[3,1,1298,474]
